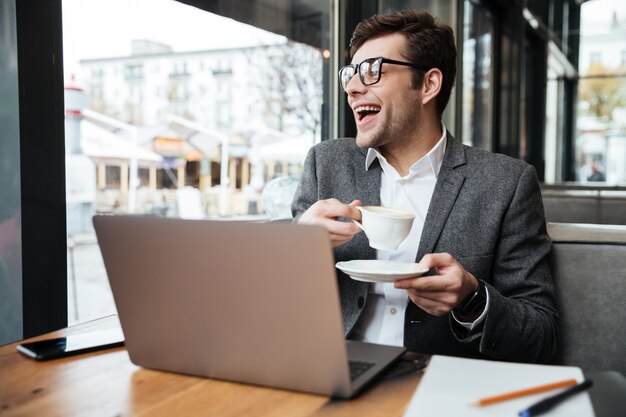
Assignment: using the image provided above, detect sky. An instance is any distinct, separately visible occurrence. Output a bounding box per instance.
[62,0,285,81]
[581,0,626,29]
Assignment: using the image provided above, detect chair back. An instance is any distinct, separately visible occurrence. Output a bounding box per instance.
[548,222,626,375]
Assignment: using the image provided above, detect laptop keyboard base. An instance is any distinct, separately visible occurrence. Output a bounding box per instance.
[349,360,375,380]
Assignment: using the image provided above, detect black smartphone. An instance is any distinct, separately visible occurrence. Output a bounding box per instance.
[16,328,125,361]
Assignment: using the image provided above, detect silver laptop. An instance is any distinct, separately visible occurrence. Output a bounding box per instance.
[93,215,405,398]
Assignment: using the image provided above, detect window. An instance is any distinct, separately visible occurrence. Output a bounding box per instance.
[62,0,333,325]
[105,166,122,190]
[124,63,144,80]
[576,0,626,184]
[461,0,494,149]
[589,51,602,65]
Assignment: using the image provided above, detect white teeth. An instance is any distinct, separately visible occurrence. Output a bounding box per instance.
[355,105,381,113]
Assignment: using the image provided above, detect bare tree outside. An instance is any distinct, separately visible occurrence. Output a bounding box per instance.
[248,41,323,138]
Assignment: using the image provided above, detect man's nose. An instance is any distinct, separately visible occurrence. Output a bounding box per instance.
[345,73,367,96]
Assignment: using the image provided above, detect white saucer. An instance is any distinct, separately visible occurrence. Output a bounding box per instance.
[335,260,429,283]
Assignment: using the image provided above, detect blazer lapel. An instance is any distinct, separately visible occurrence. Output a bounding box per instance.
[416,134,466,260]
[355,148,381,207]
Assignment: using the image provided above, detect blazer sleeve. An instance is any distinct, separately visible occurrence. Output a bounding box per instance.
[450,164,558,363]
[291,146,318,223]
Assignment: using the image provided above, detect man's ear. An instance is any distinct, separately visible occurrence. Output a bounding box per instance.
[421,68,443,106]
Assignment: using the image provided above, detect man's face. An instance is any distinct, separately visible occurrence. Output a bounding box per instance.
[346,33,422,149]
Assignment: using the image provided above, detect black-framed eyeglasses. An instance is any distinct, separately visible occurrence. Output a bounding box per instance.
[339,57,428,92]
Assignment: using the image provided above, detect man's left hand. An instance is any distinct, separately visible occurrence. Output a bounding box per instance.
[394,253,479,316]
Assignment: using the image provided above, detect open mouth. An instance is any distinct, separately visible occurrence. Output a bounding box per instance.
[355,105,381,123]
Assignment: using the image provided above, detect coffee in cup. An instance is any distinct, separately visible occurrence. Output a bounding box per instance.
[353,206,415,250]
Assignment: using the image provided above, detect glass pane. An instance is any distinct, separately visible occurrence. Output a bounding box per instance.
[62,0,332,325]
[544,61,562,184]
[0,0,23,344]
[576,0,626,184]
[461,0,494,149]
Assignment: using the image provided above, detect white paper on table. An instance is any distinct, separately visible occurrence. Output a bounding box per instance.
[403,355,595,417]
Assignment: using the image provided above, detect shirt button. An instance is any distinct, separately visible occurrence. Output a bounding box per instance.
[398,179,406,185]
[390,307,397,315]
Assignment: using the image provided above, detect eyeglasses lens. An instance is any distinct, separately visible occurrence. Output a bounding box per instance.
[339,58,382,91]
[361,58,381,86]
[340,67,355,91]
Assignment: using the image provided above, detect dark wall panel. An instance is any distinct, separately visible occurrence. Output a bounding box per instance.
[16,0,67,338]
[0,0,23,345]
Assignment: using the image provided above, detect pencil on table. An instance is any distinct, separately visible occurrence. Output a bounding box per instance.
[472,378,579,407]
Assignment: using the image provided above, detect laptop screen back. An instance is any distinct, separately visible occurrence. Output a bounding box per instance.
[94,215,353,396]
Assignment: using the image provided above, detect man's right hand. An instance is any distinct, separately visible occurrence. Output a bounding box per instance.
[297,199,363,247]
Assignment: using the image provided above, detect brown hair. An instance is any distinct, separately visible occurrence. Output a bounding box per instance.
[349,10,457,117]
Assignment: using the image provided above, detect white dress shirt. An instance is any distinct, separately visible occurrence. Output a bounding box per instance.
[349,126,488,347]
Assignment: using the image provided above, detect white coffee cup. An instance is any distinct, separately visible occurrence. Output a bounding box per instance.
[353,206,415,250]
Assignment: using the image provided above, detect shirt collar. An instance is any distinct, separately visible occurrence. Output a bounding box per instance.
[365,124,448,178]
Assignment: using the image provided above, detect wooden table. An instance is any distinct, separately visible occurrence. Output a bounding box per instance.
[0,316,423,417]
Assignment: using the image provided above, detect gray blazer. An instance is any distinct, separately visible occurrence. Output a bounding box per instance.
[292,134,558,363]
